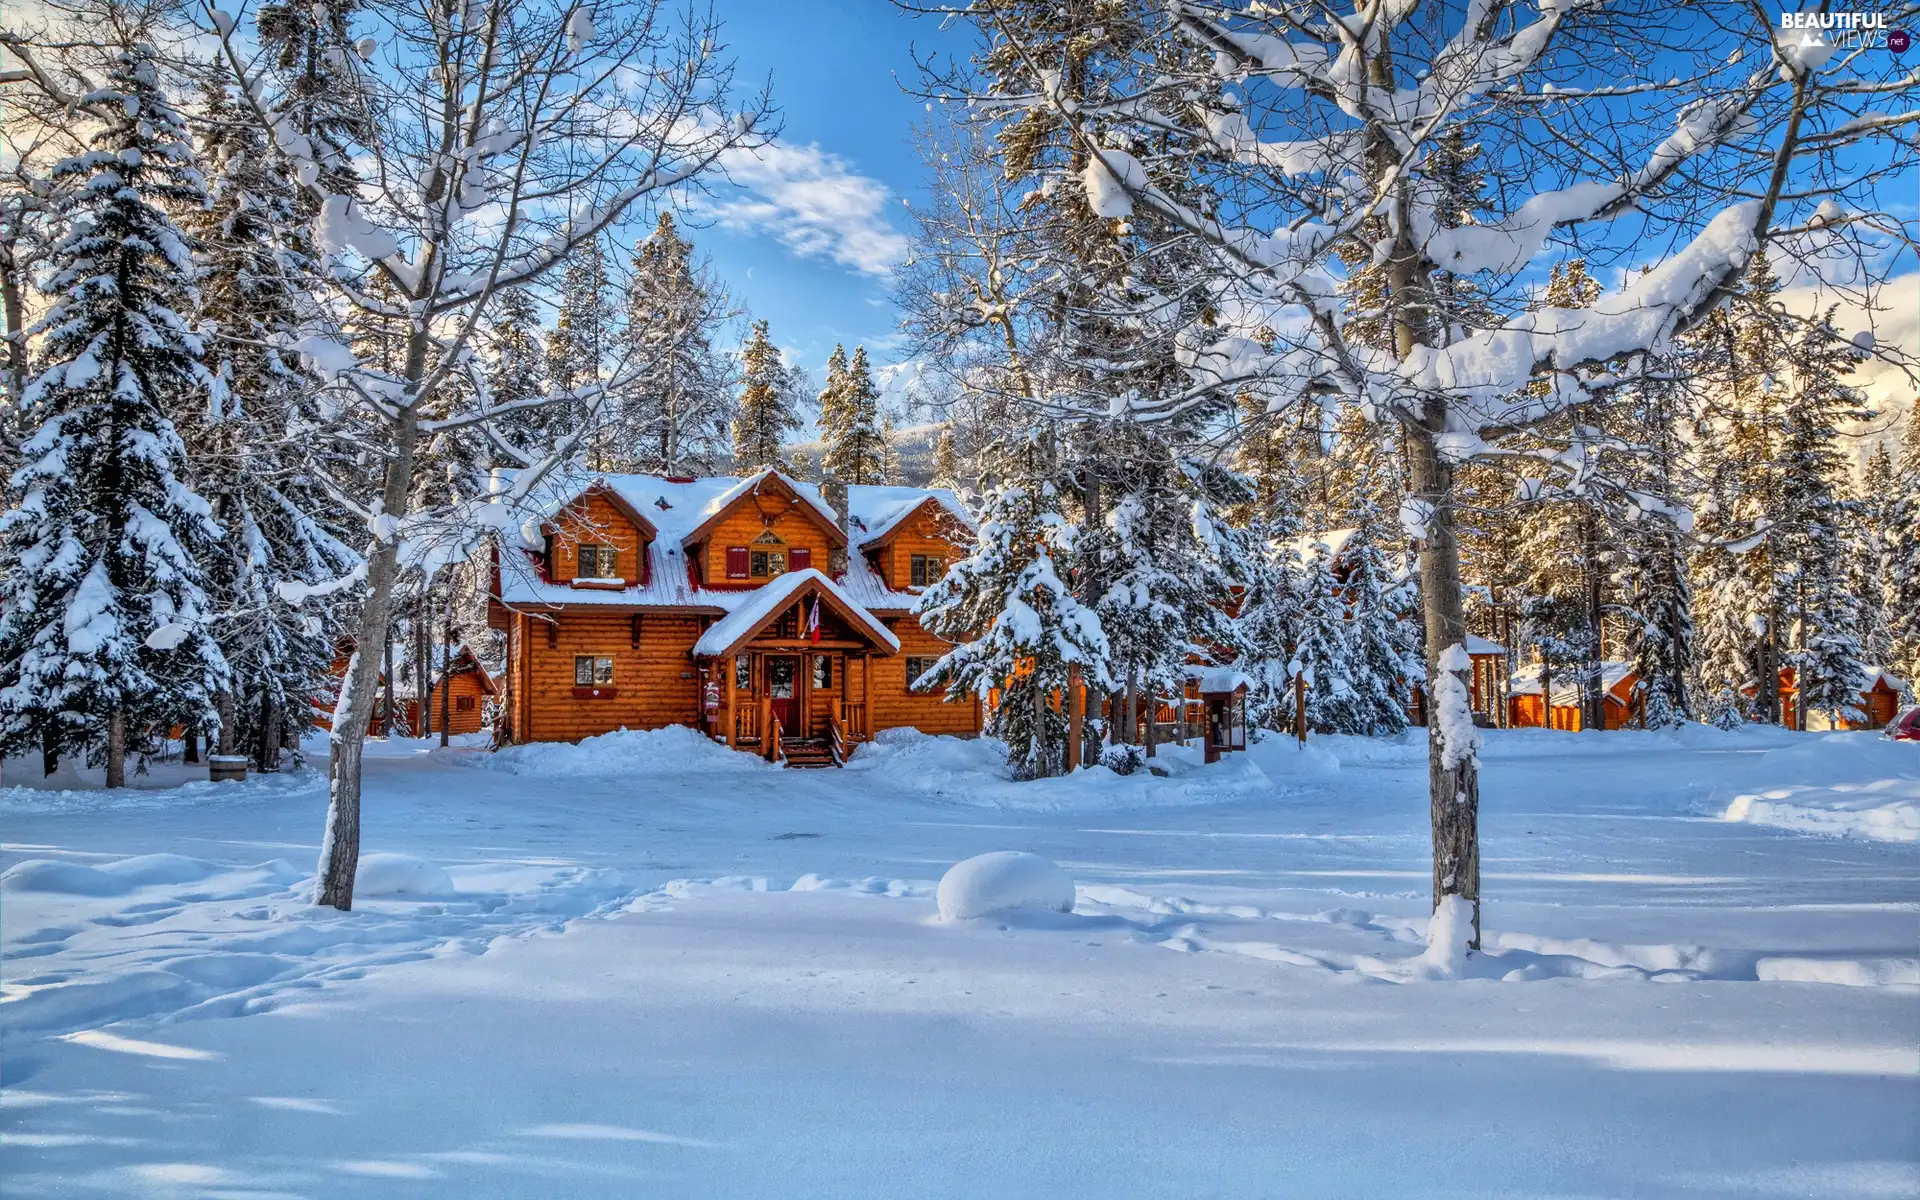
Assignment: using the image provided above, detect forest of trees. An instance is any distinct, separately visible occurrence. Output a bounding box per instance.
[0,0,1913,932]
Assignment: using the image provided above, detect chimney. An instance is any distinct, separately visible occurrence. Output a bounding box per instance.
[821,466,849,577]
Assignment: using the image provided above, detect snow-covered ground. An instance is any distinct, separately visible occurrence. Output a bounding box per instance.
[4,724,1917,1197]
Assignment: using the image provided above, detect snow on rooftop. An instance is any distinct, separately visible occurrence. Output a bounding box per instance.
[690,569,901,657]
[1508,661,1636,706]
[492,469,971,616]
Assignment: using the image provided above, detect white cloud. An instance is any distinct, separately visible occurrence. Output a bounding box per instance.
[695,139,910,278]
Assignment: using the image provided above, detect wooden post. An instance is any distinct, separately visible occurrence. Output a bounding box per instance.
[862,652,874,738]
[1066,663,1083,772]
[1294,672,1307,744]
[725,655,737,748]
[1144,687,1158,758]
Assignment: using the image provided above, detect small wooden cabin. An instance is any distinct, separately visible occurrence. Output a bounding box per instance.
[486,469,981,763]
[400,645,499,737]
[1508,661,1642,730]
[1776,666,1910,731]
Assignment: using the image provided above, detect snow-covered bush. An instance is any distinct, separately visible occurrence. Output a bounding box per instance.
[935,851,1075,921]
[1099,744,1146,776]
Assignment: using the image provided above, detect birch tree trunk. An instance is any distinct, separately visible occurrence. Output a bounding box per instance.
[315,360,424,910]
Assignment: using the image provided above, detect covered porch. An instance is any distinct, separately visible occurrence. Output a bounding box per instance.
[690,571,900,766]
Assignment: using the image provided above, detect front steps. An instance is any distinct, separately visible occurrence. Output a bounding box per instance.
[780,738,837,769]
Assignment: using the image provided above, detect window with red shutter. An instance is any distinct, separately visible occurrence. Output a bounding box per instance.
[725,546,749,579]
[789,547,812,572]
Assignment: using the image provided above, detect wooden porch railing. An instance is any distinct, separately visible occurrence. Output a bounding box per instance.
[735,701,760,745]
[828,708,850,765]
[761,698,783,764]
[839,700,868,742]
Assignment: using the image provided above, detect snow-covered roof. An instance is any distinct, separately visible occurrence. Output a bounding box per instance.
[1508,660,1637,706]
[1862,666,1909,694]
[491,468,971,615]
[1463,634,1505,656]
[1187,667,1252,693]
[690,569,901,658]
[846,487,973,548]
[1287,527,1357,564]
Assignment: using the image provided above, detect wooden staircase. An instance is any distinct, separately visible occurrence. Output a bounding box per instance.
[781,737,837,769]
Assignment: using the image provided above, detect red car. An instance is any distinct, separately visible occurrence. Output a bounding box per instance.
[1888,706,1920,742]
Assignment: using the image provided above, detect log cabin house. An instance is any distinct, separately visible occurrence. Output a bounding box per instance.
[1507,661,1642,730]
[1760,665,1909,731]
[397,645,499,738]
[485,469,980,765]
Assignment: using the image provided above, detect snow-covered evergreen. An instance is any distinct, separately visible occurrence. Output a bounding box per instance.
[0,45,230,782]
[731,318,803,474]
[916,446,1111,779]
[614,212,737,476]
[819,345,887,487]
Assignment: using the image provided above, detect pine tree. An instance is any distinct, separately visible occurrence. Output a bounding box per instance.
[1281,543,1353,734]
[1852,439,1898,671]
[1691,254,1792,723]
[821,345,887,486]
[545,240,614,463]
[731,318,802,473]
[184,78,356,767]
[615,211,736,475]
[0,45,230,784]
[1886,415,1920,690]
[1322,522,1424,737]
[1779,311,1872,725]
[1233,520,1304,730]
[930,423,961,491]
[485,287,555,457]
[916,446,1111,779]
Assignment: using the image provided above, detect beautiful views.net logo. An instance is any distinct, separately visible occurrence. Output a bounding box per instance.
[1777,9,1907,53]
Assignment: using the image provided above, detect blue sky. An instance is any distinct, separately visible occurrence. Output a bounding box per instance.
[660,0,940,389]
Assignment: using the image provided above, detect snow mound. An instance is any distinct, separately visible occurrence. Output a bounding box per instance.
[936,852,1075,921]
[1,853,221,896]
[354,853,456,896]
[1756,956,1920,988]
[1720,735,1920,842]
[1723,779,1920,843]
[1418,894,1477,977]
[474,725,770,779]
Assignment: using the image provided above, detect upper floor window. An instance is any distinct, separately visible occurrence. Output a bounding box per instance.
[576,544,618,579]
[750,549,787,578]
[910,555,945,587]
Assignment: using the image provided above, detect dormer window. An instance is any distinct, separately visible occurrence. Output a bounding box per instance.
[749,529,787,578]
[577,544,619,579]
[910,554,945,587]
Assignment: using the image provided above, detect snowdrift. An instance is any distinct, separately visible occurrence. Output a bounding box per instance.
[1722,734,1920,842]
[936,852,1075,921]
[473,725,774,780]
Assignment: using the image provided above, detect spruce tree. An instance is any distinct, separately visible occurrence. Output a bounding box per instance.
[821,345,887,486]
[545,240,614,464]
[1281,543,1353,735]
[916,445,1111,779]
[1886,416,1920,691]
[930,423,961,491]
[1852,440,1898,671]
[0,45,230,784]
[1779,311,1872,725]
[185,79,356,767]
[1321,521,1424,737]
[731,318,802,473]
[616,211,736,475]
[485,287,556,458]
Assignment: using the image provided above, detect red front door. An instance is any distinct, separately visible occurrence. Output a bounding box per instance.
[767,656,797,735]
